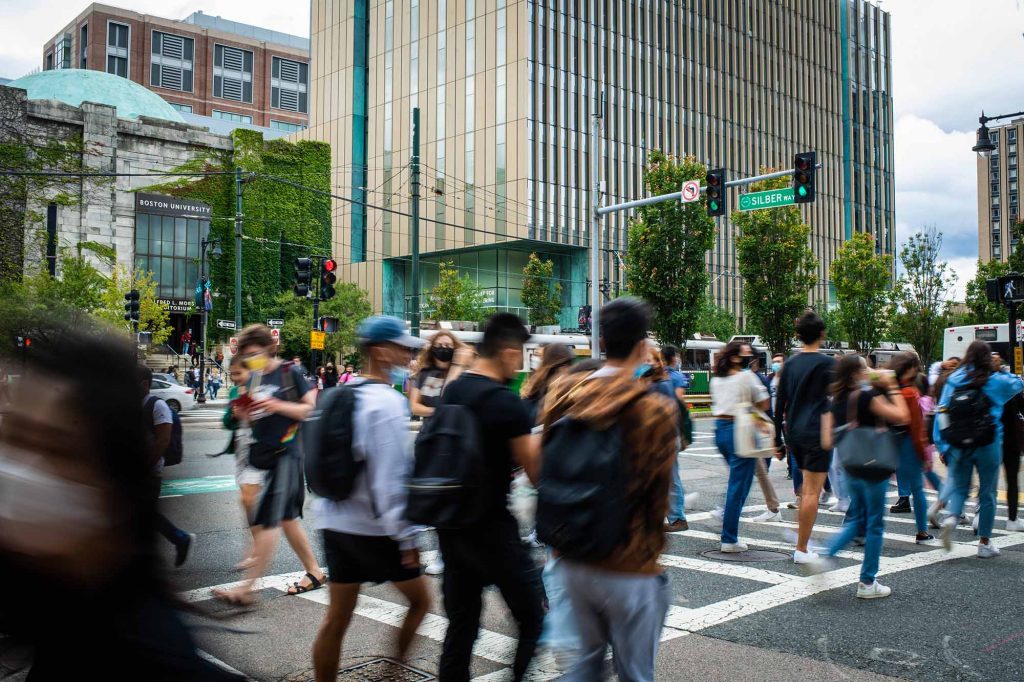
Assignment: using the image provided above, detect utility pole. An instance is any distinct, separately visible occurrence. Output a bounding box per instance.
[410,107,421,337]
[311,257,321,373]
[589,109,602,357]
[234,167,244,330]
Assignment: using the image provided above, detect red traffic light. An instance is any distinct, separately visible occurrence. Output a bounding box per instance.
[24,338,31,348]
[323,259,337,273]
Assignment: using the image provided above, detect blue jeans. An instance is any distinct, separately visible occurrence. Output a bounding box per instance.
[539,554,580,652]
[788,449,803,495]
[828,451,848,504]
[715,419,757,544]
[946,442,1002,538]
[896,437,929,534]
[668,452,686,523]
[924,469,943,492]
[826,476,888,584]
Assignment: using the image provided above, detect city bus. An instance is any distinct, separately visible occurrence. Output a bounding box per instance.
[943,324,1011,362]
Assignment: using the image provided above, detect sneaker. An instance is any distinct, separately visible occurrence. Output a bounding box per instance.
[889,497,911,514]
[853,536,866,546]
[977,542,1001,559]
[793,549,820,564]
[940,516,956,551]
[720,541,749,553]
[786,498,801,510]
[856,580,892,599]
[819,490,831,504]
[927,503,943,529]
[710,506,725,521]
[424,557,445,575]
[664,519,689,532]
[1006,519,1024,532]
[822,496,839,506]
[807,555,839,575]
[829,500,849,513]
[972,513,980,536]
[916,533,939,546]
[750,510,782,523]
[683,492,700,509]
[958,514,971,526]
[174,532,196,568]
[522,530,544,549]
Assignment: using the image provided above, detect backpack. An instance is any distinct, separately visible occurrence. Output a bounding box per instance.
[535,395,636,562]
[405,386,503,529]
[145,396,184,466]
[940,385,995,450]
[303,382,377,501]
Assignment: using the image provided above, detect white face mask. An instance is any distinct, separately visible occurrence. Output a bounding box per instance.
[530,356,542,370]
[0,446,111,556]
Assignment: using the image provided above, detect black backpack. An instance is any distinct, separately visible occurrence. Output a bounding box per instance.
[303,381,378,501]
[940,385,995,450]
[405,386,502,529]
[536,413,632,562]
[145,396,184,466]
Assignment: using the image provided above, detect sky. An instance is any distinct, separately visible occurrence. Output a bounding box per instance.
[1,0,1022,300]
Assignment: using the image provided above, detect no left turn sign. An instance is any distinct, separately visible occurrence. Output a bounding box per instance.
[680,180,701,204]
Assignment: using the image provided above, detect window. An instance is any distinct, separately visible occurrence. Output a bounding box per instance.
[212,110,252,124]
[169,102,192,113]
[136,213,205,299]
[151,31,194,92]
[271,57,308,113]
[106,21,129,77]
[79,24,88,68]
[270,119,305,132]
[45,53,53,71]
[1010,129,1018,144]
[214,44,253,103]
[54,35,72,69]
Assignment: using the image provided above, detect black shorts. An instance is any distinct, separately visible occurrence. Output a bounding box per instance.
[322,530,421,585]
[791,443,832,473]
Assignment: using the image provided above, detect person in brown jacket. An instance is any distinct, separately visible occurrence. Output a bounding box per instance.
[539,297,678,682]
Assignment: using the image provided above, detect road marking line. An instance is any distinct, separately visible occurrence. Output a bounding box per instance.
[743,518,983,547]
[675,528,863,560]
[815,508,1014,533]
[658,554,791,584]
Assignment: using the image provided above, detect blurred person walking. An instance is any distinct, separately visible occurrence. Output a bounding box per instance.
[887,353,937,544]
[222,355,266,571]
[661,344,696,531]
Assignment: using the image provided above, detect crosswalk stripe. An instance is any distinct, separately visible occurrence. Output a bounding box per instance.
[816,508,1016,531]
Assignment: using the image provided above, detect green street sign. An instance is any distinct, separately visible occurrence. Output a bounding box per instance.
[738,187,795,211]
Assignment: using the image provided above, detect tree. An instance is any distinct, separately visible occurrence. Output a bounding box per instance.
[95,263,173,348]
[831,232,892,354]
[521,252,562,327]
[694,298,737,341]
[1007,220,1024,274]
[626,152,716,346]
[274,283,371,362]
[427,260,487,322]
[733,173,818,355]
[964,258,1009,324]
[889,228,957,364]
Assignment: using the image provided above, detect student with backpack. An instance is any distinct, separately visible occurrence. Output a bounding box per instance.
[661,344,695,531]
[310,316,430,680]
[935,340,1023,557]
[537,298,678,682]
[408,313,544,682]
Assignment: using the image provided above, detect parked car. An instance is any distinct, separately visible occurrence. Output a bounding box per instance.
[153,372,181,386]
[149,379,195,413]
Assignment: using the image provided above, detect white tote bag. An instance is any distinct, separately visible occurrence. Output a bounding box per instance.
[733,374,776,458]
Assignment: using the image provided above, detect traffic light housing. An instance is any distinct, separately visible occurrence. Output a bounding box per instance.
[294,257,313,297]
[997,274,1024,303]
[986,278,1001,303]
[706,169,726,217]
[320,258,337,301]
[318,316,339,333]
[123,289,140,323]
[793,152,816,204]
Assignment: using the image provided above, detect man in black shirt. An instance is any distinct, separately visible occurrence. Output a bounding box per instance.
[773,311,836,565]
[437,313,544,682]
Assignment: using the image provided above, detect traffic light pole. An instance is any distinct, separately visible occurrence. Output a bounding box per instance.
[234,167,244,330]
[410,107,421,337]
[311,257,321,374]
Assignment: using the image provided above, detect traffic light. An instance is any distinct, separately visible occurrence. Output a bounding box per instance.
[123,290,140,323]
[318,316,339,333]
[793,151,817,204]
[706,168,726,217]
[320,258,337,301]
[294,257,313,297]
[986,278,1001,303]
[998,274,1024,303]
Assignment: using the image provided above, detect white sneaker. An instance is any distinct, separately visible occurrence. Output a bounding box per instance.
[424,557,445,575]
[710,506,725,521]
[856,581,892,599]
[750,510,782,523]
[793,549,820,564]
[829,500,849,513]
[1007,519,1024,532]
[972,513,980,534]
[807,555,838,575]
[927,503,943,529]
[940,516,956,551]
[684,492,700,509]
[819,490,831,504]
[978,542,1001,558]
[720,541,749,553]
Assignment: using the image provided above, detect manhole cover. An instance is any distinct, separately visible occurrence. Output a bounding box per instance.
[282,658,434,682]
[700,549,791,562]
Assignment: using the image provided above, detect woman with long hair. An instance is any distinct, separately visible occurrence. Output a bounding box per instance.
[409,331,474,420]
[934,340,1023,557]
[710,340,770,553]
[887,352,937,544]
[815,354,909,598]
[521,343,575,424]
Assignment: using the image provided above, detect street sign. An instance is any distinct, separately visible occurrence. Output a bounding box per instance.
[680,180,701,204]
[738,187,795,212]
[270,328,280,341]
[267,318,285,327]
[1015,347,1022,376]
[216,319,236,330]
[228,337,238,353]
[310,330,326,350]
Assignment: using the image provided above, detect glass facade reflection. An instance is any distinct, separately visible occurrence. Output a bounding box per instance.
[134,213,208,300]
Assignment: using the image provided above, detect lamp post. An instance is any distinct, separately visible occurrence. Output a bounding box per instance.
[197,237,222,404]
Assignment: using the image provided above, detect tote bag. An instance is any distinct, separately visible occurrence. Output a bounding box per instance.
[834,390,899,481]
[734,374,776,458]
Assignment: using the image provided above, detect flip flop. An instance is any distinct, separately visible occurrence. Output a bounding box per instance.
[287,572,326,595]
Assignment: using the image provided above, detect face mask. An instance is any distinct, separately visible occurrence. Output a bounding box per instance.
[771,362,782,373]
[739,356,753,370]
[389,366,410,386]
[635,363,652,379]
[432,346,455,363]
[530,355,542,370]
[244,354,268,372]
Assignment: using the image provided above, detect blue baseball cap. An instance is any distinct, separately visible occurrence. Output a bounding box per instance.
[356,315,425,349]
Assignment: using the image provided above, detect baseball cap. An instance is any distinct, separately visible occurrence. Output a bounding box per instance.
[356,316,425,349]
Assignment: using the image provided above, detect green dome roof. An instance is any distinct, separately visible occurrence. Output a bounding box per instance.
[6,69,185,123]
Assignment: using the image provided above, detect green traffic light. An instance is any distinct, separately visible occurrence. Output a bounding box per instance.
[710,201,719,211]
[798,186,808,197]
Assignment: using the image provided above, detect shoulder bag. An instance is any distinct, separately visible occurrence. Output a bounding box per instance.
[734,373,776,458]
[834,390,899,480]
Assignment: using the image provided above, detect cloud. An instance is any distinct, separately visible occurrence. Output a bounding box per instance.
[945,256,978,303]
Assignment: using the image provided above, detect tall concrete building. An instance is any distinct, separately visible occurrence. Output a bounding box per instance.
[303,0,894,329]
[978,118,1023,263]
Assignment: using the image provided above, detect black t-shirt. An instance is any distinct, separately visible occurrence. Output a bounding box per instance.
[414,367,450,411]
[774,352,835,448]
[832,388,883,430]
[441,372,533,521]
[250,362,309,453]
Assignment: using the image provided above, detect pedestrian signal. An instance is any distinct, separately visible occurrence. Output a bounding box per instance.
[319,316,339,333]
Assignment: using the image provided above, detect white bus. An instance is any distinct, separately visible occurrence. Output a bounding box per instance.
[943,324,1011,362]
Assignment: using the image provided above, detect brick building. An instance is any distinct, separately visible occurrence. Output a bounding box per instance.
[42,3,309,132]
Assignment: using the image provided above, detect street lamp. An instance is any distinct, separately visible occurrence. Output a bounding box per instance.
[972,109,1024,158]
[197,237,222,404]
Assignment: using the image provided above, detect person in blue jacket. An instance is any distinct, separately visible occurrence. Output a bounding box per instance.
[934,340,1023,558]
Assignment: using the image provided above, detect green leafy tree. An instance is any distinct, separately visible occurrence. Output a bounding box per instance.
[814,305,846,346]
[428,260,487,322]
[889,228,956,364]
[733,173,817,355]
[95,263,173,348]
[694,298,737,341]
[626,152,716,346]
[274,283,371,362]
[964,258,1009,324]
[831,232,892,354]
[521,252,562,327]
[1007,220,1024,274]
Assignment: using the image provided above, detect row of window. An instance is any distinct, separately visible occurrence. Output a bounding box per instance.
[166,101,304,131]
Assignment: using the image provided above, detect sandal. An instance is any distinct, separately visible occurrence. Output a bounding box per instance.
[286,572,326,595]
[212,587,256,606]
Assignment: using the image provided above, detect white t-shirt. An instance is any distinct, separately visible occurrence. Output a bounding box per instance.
[710,371,769,417]
[146,396,173,472]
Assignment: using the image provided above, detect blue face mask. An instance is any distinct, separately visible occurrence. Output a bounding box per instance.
[635,363,652,379]
[389,366,410,386]
[771,362,782,373]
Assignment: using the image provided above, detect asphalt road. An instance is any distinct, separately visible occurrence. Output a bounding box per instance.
[152,404,1024,681]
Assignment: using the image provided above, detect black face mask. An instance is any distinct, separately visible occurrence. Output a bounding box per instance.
[432,346,455,363]
[739,356,753,369]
